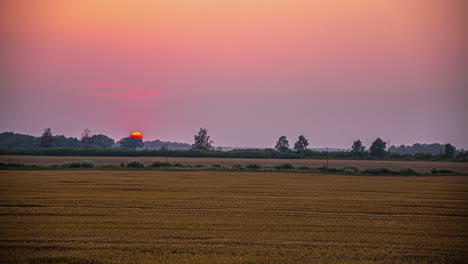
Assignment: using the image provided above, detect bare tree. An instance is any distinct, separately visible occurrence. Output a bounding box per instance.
[81,128,92,148]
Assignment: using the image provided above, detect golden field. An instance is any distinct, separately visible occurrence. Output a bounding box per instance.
[1,155,468,173]
[0,170,467,263]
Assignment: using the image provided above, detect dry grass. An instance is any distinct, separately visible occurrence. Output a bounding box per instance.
[0,170,467,263]
[2,155,468,173]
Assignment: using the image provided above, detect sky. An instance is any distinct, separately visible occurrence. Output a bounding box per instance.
[1,0,467,148]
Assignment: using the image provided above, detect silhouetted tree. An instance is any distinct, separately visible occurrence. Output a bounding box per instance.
[40,128,54,148]
[275,136,290,152]
[89,134,115,148]
[81,128,92,148]
[118,137,143,150]
[52,135,81,148]
[192,128,213,151]
[444,143,456,158]
[369,137,387,158]
[351,139,366,156]
[294,135,309,153]
[0,132,39,148]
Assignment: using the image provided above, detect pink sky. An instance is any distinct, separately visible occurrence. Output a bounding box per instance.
[1,0,467,148]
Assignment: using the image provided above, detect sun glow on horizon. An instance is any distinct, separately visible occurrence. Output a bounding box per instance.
[130,131,143,140]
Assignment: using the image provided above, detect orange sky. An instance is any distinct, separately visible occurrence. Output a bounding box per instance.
[1,0,467,147]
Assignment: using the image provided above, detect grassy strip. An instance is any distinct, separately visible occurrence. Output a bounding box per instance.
[0,162,465,176]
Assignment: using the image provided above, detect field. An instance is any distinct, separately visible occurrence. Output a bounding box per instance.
[0,170,467,263]
[2,155,468,173]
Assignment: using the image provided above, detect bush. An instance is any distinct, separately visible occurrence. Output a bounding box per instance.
[120,162,125,168]
[438,169,456,174]
[315,166,343,173]
[81,160,95,168]
[431,168,456,174]
[101,164,117,169]
[9,162,25,167]
[151,161,172,168]
[194,164,204,168]
[246,163,261,169]
[399,167,417,175]
[343,165,359,173]
[275,163,294,170]
[315,165,327,171]
[362,167,393,175]
[127,160,144,168]
[343,168,357,174]
[61,161,81,168]
[0,162,25,167]
[297,165,311,170]
[212,163,224,169]
[173,162,184,168]
[324,167,343,173]
[232,164,243,169]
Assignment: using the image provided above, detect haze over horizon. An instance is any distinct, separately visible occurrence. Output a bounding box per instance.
[1,0,467,149]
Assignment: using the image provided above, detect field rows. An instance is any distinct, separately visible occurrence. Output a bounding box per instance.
[1,170,467,263]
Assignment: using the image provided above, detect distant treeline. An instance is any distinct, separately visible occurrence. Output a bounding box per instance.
[1,131,467,162]
[0,132,190,150]
[388,143,448,155]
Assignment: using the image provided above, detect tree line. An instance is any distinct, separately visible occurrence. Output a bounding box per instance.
[0,128,466,161]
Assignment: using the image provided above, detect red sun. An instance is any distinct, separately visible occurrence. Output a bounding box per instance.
[130,131,143,140]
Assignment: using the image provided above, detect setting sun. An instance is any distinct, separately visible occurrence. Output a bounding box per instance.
[130,131,143,140]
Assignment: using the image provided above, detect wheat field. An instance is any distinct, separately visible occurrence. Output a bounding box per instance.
[0,170,467,263]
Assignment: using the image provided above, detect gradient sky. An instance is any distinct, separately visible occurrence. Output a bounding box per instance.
[1,0,467,148]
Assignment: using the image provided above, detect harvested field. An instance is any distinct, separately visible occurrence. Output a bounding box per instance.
[0,170,467,263]
[1,155,468,173]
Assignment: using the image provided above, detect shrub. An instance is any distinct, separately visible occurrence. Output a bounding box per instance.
[212,163,224,168]
[0,162,25,167]
[151,161,172,168]
[275,163,294,170]
[194,164,204,168]
[431,168,456,174]
[101,164,117,169]
[50,164,60,168]
[343,165,359,173]
[173,162,184,168]
[315,165,327,171]
[232,164,243,169]
[297,165,311,170]
[315,166,343,173]
[399,167,417,175]
[324,167,343,173]
[246,163,261,169]
[127,160,144,168]
[362,167,393,175]
[120,162,125,168]
[81,160,95,168]
[343,168,357,174]
[61,161,81,168]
